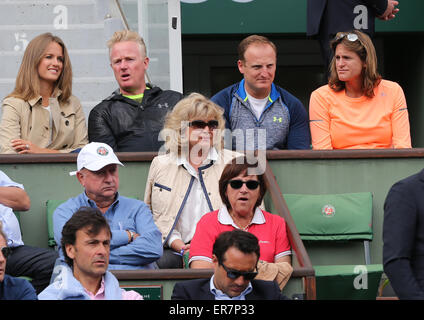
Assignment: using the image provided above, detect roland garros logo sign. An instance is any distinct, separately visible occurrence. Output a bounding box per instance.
[322,204,335,218]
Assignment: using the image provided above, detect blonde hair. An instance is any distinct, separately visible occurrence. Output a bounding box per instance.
[8,32,73,103]
[328,30,381,98]
[107,30,147,57]
[162,93,226,154]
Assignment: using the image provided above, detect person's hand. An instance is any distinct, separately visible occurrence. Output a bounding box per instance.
[379,0,399,21]
[182,243,190,255]
[11,139,42,154]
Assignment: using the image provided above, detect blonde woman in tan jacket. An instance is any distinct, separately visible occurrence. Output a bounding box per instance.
[144,93,239,269]
[0,33,88,154]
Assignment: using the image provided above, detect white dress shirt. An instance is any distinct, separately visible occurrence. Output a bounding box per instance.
[0,170,25,247]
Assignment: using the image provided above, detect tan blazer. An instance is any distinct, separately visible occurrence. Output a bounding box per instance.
[144,149,239,244]
[0,91,88,153]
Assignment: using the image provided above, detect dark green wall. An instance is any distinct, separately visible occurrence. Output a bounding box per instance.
[181,1,424,147]
[181,0,424,34]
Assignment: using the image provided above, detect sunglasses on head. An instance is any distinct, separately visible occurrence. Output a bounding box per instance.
[335,32,359,42]
[1,246,11,259]
[220,262,258,281]
[189,120,219,130]
[228,180,260,190]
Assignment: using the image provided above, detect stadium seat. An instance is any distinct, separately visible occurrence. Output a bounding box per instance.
[284,192,383,299]
[45,200,65,249]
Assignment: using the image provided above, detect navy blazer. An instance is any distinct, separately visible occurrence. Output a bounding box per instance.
[307,0,388,36]
[171,278,289,300]
[383,169,424,299]
[0,275,37,300]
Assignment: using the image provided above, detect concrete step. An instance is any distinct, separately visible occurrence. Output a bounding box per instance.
[0,24,107,51]
[0,1,98,26]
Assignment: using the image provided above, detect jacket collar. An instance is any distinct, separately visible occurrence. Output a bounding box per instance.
[177,147,218,172]
[218,206,266,228]
[27,88,62,107]
[235,79,280,107]
[107,83,160,105]
[52,265,122,300]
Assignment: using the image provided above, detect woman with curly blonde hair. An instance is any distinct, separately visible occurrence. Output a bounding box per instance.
[309,29,411,150]
[144,93,239,268]
[0,32,87,154]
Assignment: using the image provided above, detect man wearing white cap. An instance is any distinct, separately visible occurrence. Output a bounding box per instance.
[53,142,162,270]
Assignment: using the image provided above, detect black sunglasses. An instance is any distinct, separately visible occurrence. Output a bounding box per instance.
[220,262,258,281]
[1,246,11,259]
[189,120,219,130]
[228,180,260,190]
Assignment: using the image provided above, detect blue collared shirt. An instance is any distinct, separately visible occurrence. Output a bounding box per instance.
[53,191,163,269]
[209,275,253,300]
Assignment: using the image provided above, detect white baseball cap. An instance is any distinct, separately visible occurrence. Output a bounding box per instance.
[69,142,124,176]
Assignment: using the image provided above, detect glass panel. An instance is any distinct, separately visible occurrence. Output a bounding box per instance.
[119,0,176,91]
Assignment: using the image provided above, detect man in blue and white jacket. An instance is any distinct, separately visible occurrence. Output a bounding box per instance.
[211,35,311,151]
[39,207,142,300]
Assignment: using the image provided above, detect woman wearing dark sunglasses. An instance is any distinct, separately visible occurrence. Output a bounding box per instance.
[309,29,411,150]
[144,93,239,269]
[0,222,37,300]
[189,156,292,275]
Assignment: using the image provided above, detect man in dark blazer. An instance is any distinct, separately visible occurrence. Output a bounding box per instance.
[171,230,289,300]
[307,0,399,76]
[383,169,424,299]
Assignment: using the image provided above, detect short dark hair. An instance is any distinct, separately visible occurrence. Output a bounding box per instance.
[61,207,111,267]
[213,230,260,265]
[219,156,266,210]
[237,34,277,62]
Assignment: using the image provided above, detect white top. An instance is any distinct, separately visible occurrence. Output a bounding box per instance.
[166,148,218,247]
[0,170,24,247]
[246,93,269,120]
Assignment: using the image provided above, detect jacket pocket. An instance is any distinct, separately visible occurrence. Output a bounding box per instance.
[151,182,172,217]
[153,182,171,192]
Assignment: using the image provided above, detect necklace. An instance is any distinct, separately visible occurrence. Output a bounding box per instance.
[230,212,252,231]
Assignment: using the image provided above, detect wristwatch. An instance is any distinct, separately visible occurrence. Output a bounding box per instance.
[128,230,135,242]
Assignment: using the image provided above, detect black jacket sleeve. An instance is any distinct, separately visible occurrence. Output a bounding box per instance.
[363,0,388,16]
[88,103,117,150]
[383,178,424,299]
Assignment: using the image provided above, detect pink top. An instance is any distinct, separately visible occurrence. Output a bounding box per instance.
[84,277,143,300]
[189,207,291,264]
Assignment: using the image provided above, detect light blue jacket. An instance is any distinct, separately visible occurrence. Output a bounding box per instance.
[53,192,162,269]
[38,264,122,300]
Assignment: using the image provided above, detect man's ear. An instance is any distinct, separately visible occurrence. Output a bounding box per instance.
[76,170,85,187]
[144,56,150,69]
[212,254,219,269]
[65,243,75,260]
[237,60,244,74]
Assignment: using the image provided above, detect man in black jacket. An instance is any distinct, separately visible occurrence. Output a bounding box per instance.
[307,0,399,76]
[171,230,289,300]
[88,30,182,152]
[383,170,424,299]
